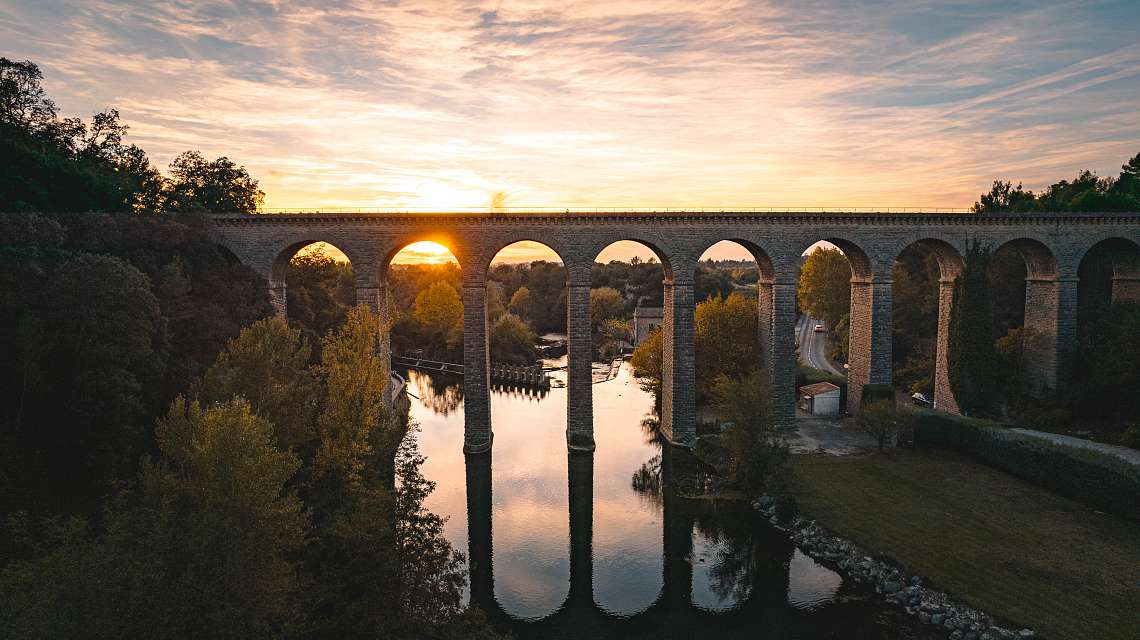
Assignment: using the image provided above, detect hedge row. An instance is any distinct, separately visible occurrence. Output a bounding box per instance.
[913,411,1140,522]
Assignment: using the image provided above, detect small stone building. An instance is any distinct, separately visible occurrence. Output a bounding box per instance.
[632,305,664,346]
[798,381,841,416]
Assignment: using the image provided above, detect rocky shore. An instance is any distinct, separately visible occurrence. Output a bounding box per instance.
[753,496,1039,640]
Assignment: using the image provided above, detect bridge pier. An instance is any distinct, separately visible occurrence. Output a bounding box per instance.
[269,280,287,316]
[463,283,493,453]
[1022,277,1078,397]
[567,280,595,451]
[768,281,798,429]
[1111,271,1140,304]
[847,278,893,412]
[661,281,696,447]
[567,451,594,607]
[465,452,494,611]
[933,277,961,413]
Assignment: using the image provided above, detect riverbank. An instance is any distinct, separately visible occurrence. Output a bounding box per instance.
[789,449,1140,640]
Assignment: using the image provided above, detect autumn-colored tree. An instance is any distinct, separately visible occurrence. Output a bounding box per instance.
[315,306,393,490]
[694,293,760,397]
[631,326,663,395]
[197,316,318,450]
[797,247,851,329]
[507,285,535,322]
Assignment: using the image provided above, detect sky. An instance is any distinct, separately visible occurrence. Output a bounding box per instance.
[3,0,1139,263]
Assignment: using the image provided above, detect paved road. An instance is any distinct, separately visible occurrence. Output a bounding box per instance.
[1010,428,1140,467]
[797,314,844,376]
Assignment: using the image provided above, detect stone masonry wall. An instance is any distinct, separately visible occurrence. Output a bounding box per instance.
[210,212,1140,452]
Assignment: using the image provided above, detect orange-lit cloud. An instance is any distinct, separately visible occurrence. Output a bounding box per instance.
[4,0,1138,217]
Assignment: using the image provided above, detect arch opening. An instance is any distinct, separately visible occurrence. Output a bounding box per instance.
[385,240,462,364]
[272,241,356,345]
[986,238,1061,404]
[1078,237,1140,316]
[691,240,768,424]
[1072,237,1140,429]
[891,239,965,412]
[483,240,572,620]
[793,241,859,418]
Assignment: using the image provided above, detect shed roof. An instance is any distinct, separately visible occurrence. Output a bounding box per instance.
[799,381,840,397]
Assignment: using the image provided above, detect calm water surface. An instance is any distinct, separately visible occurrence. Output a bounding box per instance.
[401,360,936,639]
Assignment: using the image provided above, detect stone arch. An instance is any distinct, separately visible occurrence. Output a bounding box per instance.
[1077,236,1140,309]
[791,236,874,281]
[268,239,359,316]
[891,238,967,414]
[692,237,775,283]
[989,237,1065,397]
[793,235,884,414]
[483,237,570,274]
[590,234,677,283]
[993,237,1059,280]
[380,233,465,280]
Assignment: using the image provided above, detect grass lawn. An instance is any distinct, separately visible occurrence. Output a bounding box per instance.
[790,448,1140,640]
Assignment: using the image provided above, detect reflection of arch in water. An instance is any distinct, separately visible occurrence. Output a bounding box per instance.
[464,446,801,637]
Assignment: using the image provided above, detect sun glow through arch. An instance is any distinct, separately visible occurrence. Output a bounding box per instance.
[391,241,457,265]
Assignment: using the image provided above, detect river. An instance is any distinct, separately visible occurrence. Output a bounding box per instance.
[399,358,937,639]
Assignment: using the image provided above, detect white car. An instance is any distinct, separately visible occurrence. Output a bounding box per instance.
[813,323,824,333]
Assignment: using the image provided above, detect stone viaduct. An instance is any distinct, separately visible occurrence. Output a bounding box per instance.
[210,211,1140,453]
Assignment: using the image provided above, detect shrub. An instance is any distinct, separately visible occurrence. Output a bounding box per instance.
[860,383,894,408]
[1120,425,1140,451]
[913,411,1140,522]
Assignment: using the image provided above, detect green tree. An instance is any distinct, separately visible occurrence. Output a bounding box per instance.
[948,243,1000,417]
[490,312,537,365]
[590,286,625,329]
[797,247,851,329]
[165,150,264,213]
[197,316,318,450]
[711,370,787,494]
[0,397,307,639]
[855,399,909,452]
[972,180,1038,213]
[631,326,663,395]
[414,280,464,354]
[285,245,355,343]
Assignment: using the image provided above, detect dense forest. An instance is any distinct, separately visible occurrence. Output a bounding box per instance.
[1,58,503,638]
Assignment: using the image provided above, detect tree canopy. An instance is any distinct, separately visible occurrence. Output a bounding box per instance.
[0,58,261,214]
[972,152,1140,213]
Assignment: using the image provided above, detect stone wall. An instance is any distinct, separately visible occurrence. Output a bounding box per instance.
[210,211,1140,451]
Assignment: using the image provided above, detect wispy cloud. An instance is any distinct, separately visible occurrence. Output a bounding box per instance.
[2,0,1138,215]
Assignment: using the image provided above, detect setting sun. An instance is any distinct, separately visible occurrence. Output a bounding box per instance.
[391,241,457,265]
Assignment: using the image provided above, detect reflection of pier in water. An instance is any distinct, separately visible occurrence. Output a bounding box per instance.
[465,448,868,639]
